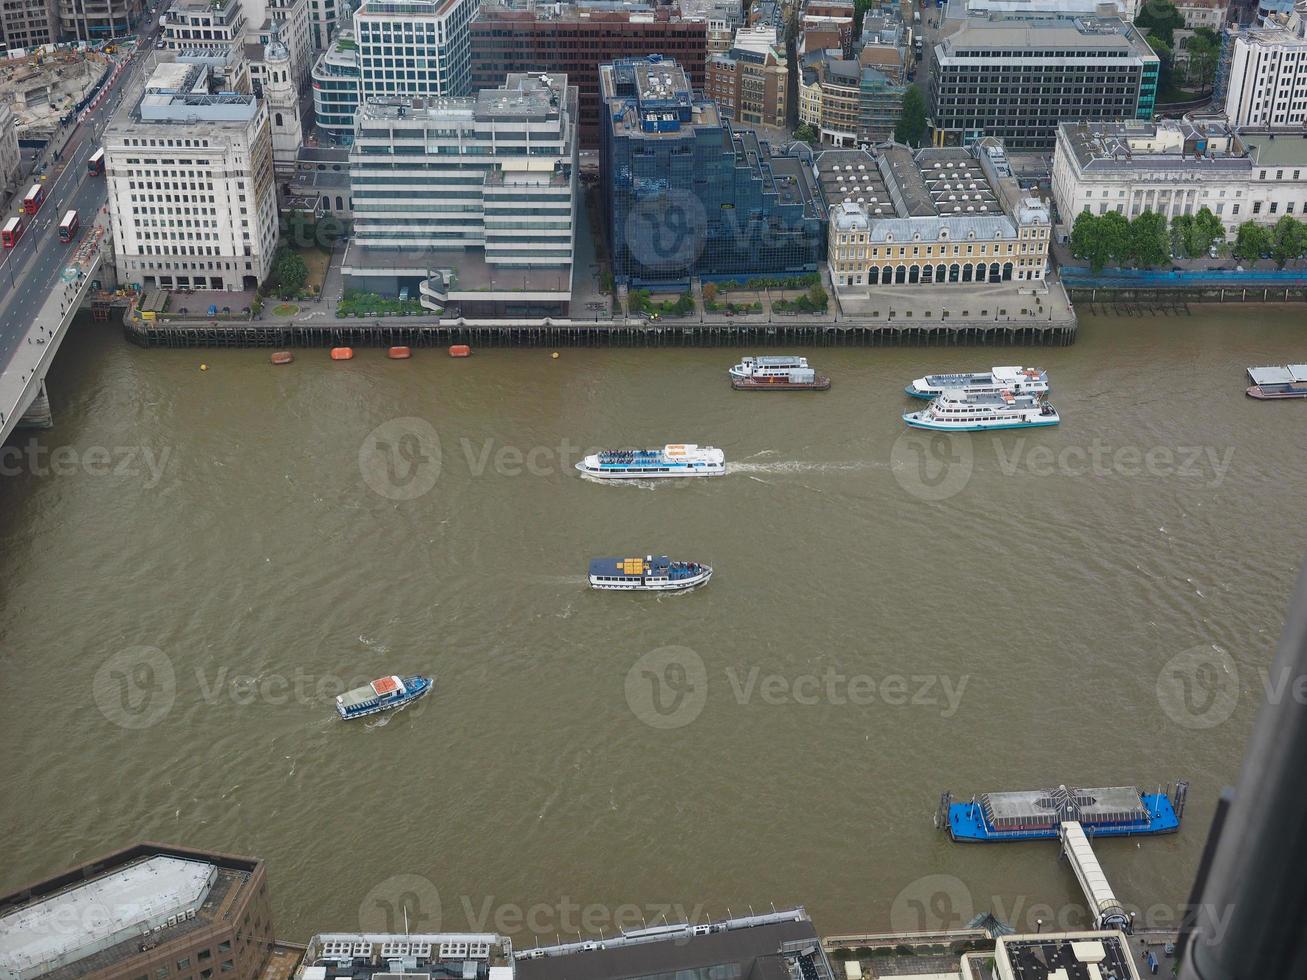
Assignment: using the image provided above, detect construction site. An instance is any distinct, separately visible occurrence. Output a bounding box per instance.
[0,47,114,137]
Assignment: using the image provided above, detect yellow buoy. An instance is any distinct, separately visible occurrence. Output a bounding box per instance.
[551,351,560,359]
[200,364,208,371]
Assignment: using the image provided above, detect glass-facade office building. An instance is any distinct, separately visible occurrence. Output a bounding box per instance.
[599,55,825,287]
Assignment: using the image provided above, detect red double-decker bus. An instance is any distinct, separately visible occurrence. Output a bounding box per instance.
[2,215,23,248]
[58,210,79,243]
[22,184,45,215]
[88,148,105,176]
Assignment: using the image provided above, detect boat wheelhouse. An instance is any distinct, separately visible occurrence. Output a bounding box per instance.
[576,444,726,479]
[906,366,1048,399]
[903,389,1059,431]
[588,556,712,591]
[729,355,810,380]
[335,674,432,720]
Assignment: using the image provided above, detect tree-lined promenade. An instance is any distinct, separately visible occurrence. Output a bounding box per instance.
[1069,209,1307,273]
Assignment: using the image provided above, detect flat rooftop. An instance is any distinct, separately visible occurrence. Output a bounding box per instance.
[982,785,1147,823]
[299,933,514,980]
[998,933,1139,980]
[937,16,1153,57]
[0,846,262,980]
[517,912,829,980]
[342,244,572,295]
[1058,119,1252,172]
[0,857,215,980]
[1239,131,1307,168]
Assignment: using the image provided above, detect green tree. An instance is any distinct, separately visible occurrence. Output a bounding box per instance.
[1070,210,1129,273]
[266,247,307,297]
[1136,0,1184,46]
[1184,32,1218,93]
[1194,207,1225,251]
[1170,213,1194,258]
[1129,211,1170,267]
[1232,221,1273,262]
[1270,215,1307,268]
[1149,35,1175,95]
[894,85,929,148]
[807,282,828,310]
[794,122,819,144]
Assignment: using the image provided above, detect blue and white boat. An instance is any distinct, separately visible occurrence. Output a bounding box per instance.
[906,365,1048,399]
[576,444,726,480]
[335,674,432,720]
[588,556,712,591]
[903,389,1059,431]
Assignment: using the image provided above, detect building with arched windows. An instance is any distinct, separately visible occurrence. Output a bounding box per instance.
[820,140,1050,295]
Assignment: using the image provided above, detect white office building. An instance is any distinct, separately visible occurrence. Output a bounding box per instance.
[355,0,478,99]
[0,102,21,196]
[105,62,280,291]
[1051,117,1307,237]
[343,72,578,315]
[1223,2,1307,127]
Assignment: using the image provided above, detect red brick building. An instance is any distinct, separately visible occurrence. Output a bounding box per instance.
[469,4,708,149]
[0,843,276,980]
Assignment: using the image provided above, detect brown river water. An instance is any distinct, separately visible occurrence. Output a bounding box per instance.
[2,308,1305,942]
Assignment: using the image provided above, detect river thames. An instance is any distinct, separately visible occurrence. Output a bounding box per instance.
[2,309,1305,941]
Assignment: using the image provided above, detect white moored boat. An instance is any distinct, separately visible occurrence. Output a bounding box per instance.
[729,355,810,380]
[906,366,1048,399]
[903,390,1059,431]
[576,444,726,479]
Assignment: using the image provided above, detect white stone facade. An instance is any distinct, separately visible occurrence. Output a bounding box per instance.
[105,63,279,291]
[1051,118,1307,237]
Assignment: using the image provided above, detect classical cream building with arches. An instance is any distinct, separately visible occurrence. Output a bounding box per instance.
[818,141,1050,292]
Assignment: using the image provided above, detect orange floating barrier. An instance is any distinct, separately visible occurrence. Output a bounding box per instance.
[387,346,412,359]
[330,347,354,361]
[270,351,294,365]
[449,344,471,358]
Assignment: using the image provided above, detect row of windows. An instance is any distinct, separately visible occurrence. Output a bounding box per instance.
[832,241,1036,260]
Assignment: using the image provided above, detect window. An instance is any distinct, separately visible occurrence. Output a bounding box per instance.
[178,960,191,971]
[217,942,231,954]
